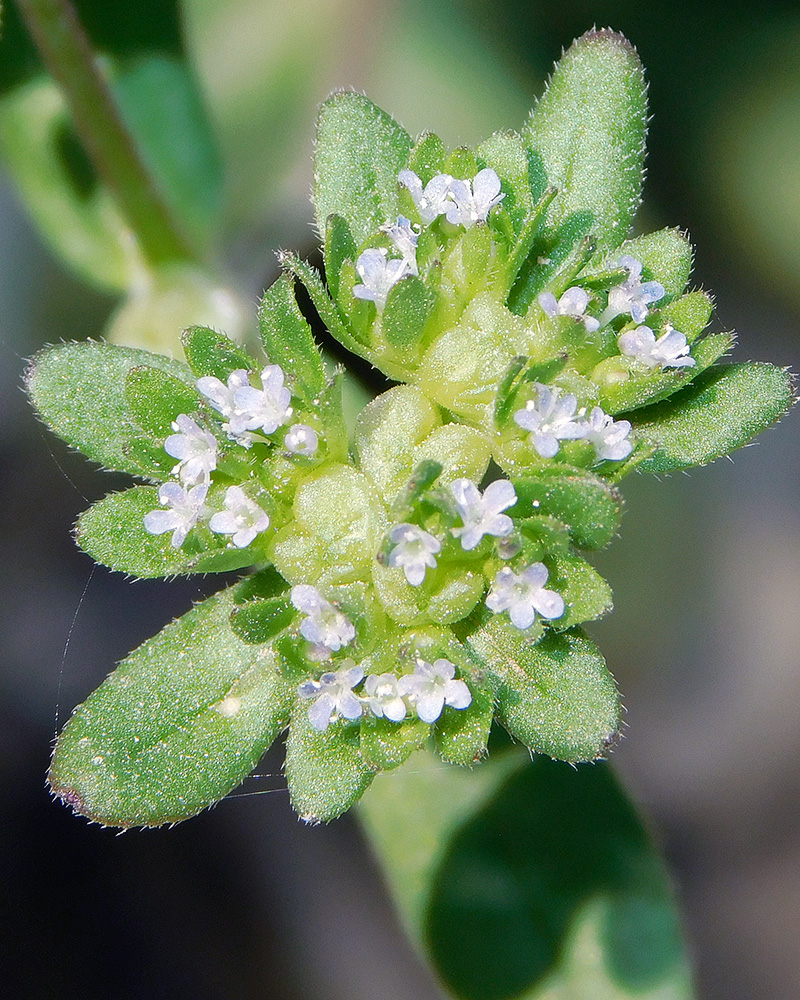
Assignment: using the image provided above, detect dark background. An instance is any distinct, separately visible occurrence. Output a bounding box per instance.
[1,1,799,997]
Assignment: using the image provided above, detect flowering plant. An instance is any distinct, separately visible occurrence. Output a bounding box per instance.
[27,29,791,840]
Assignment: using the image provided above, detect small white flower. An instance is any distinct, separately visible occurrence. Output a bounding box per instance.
[582,406,634,462]
[450,478,516,551]
[601,255,665,325]
[398,169,454,224]
[486,563,565,630]
[618,325,696,369]
[445,168,505,228]
[352,248,411,312]
[364,673,407,722]
[290,584,356,660]
[230,364,293,436]
[163,414,218,486]
[143,481,209,549]
[208,486,269,548]
[196,368,251,419]
[398,658,471,724]
[513,383,587,459]
[387,523,442,586]
[381,215,419,275]
[298,661,365,731]
[284,423,319,457]
[538,287,600,333]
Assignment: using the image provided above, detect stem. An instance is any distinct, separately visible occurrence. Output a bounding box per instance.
[16,0,195,268]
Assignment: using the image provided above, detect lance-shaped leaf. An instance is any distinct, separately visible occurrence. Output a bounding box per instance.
[313,91,412,245]
[49,588,293,828]
[382,275,435,356]
[125,365,203,438]
[466,624,619,762]
[360,752,694,1000]
[25,340,195,476]
[633,362,795,473]
[523,30,648,252]
[258,275,326,406]
[182,325,255,381]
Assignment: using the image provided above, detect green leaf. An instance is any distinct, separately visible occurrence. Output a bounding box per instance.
[382,275,435,354]
[230,597,295,644]
[48,588,293,828]
[653,291,714,343]
[76,486,259,578]
[181,325,255,380]
[361,751,693,1000]
[549,553,614,628]
[360,716,430,771]
[285,706,375,823]
[406,130,446,183]
[324,213,357,301]
[25,340,194,476]
[434,684,494,766]
[523,30,648,252]
[258,275,326,404]
[597,332,734,415]
[125,365,202,438]
[513,473,623,550]
[313,91,412,245]
[111,56,223,250]
[466,625,619,761]
[634,362,795,474]
[476,130,534,233]
[615,228,693,301]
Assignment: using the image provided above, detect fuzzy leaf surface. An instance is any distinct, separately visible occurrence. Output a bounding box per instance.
[48,589,292,828]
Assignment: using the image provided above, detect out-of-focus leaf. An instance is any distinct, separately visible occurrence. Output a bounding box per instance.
[360,752,694,1000]
[48,588,293,828]
[523,30,648,252]
[313,91,412,245]
[25,340,194,476]
[634,362,795,474]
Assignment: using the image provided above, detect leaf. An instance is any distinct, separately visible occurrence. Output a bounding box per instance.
[111,55,223,250]
[523,30,648,252]
[382,275,435,355]
[285,706,375,823]
[76,486,259,578]
[258,275,326,404]
[125,365,202,438]
[549,553,614,628]
[476,130,534,233]
[634,362,795,473]
[313,91,412,245]
[25,340,194,476]
[406,130,446,183]
[48,588,293,828]
[181,325,255,380]
[324,213,357,301]
[423,756,694,1000]
[434,683,495,766]
[466,625,619,762]
[615,228,693,301]
[356,385,441,502]
[230,597,295,644]
[360,716,430,771]
[653,291,714,343]
[513,473,623,550]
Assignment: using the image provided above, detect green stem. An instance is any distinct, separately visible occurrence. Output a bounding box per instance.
[16,0,195,268]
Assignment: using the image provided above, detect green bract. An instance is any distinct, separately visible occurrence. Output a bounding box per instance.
[30,30,793,829]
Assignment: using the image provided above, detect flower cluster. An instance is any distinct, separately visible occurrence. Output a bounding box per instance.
[298,657,472,731]
[514,385,633,462]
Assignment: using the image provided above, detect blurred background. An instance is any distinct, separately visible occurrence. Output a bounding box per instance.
[1,1,799,997]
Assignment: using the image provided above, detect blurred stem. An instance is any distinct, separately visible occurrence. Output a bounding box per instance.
[15,0,196,268]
